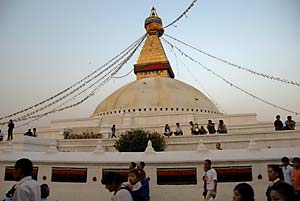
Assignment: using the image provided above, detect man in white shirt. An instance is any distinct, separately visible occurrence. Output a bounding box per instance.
[281,156,294,185]
[174,122,183,136]
[102,172,134,201]
[203,159,217,201]
[13,158,41,201]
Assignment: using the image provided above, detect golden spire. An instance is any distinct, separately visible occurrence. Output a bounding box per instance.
[134,8,174,80]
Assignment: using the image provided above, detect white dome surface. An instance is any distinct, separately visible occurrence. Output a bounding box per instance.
[93,77,220,116]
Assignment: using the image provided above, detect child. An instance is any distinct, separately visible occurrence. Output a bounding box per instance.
[127,169,149,201]
[129,162,137,170]
[137,161,146,181]
[40,184,50,201]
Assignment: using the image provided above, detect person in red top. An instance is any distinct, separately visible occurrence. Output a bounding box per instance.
[293,157,300,199]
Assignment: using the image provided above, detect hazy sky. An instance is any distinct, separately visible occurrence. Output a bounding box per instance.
[0,0,299,130]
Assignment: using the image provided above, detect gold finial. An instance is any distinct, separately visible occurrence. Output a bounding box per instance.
[150,7,158,17]
[144,7,164,37]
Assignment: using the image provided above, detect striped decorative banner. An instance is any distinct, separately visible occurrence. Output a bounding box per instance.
[4,166,38,181]
[214,166,252,183]
[51,167,87,183]
[157,168,197,185]
[102,168,129,182]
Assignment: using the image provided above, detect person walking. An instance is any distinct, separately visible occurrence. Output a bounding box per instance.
[13,158,41,201]
[281,156,293,186]
[111,125,117,138]
[203,159,217,201]
[266,165,283,201]
[7,119,14,141]
[270,181,297,201]
[101,172,133,201]
[232,183,255,201]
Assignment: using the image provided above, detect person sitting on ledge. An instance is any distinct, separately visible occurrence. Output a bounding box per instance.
[163,124,173,137]
[217,120,227,134]
[193,123,201,135]
[207,120,216,134]
[284,116,296,130]
[199,126,207,135]
[24,129,34,137]
[33,128,37,137]
[189,121,196,135]
[274,115,284,131]
[174,122,183,136]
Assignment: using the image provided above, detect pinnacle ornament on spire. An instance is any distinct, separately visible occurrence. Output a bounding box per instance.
[144,7,164,37]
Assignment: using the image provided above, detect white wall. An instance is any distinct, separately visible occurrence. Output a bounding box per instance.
[0,148,299,201]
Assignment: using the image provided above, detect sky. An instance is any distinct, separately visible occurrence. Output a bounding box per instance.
[0,0,299,130]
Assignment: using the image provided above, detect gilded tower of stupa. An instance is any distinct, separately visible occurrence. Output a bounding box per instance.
[134,8,175,80]
[93,8,220,117]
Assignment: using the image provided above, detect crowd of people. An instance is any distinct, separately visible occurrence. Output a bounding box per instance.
[163,123,184,137]
[97,115,297,139]
[190,120,228,135]
[274,115,296,131]
[102,161,150,201]
[264,157,300,201]
[0,119,38,141]
[163,120,228,137]
[1,114,297,141]
[203,157,300,201]
[102,157,300,201]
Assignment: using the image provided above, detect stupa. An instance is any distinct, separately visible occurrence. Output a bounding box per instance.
[3,8,299,153]
[92,8,221,132]
[0,9,299,201]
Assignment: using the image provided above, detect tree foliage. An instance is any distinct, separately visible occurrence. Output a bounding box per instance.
[114,129,166,152]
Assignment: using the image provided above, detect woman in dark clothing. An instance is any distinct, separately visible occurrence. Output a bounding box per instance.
[266,165,283,201]
[163,124,172,137]
[233,183,255,201]
[270,181,297,201]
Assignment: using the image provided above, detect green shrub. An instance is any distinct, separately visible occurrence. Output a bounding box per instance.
[114,129,166,152]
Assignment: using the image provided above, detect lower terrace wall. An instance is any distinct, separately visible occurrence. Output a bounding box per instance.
[1,129,299,152]
[1,148,299,201]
